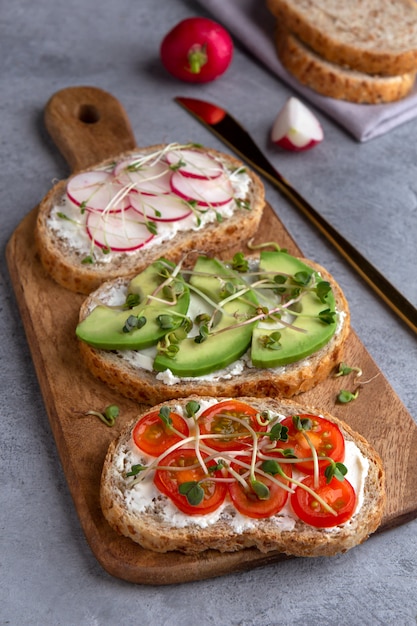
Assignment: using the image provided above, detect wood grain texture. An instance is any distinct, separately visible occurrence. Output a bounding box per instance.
[5,86,417,584]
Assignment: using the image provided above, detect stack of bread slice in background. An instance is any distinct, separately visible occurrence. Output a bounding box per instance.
[266,0,417,104]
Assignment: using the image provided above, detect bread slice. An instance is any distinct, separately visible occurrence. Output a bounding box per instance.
[35,143,265,295]
[100,396,385,555]
[266,0,417,76]
[77,253,350,404]
[275,26,416,104]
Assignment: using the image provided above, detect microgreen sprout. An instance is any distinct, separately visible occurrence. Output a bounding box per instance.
[158,405,173,427]
[334,362,363,379]
[123,314,147,333]
[185,400,200,418]
[337,389,360,404]
[126,463,148,477]
[178,481,205,506]
[324,461,348,483]
[231,252,249,273]
[250,479,270,500]
[124,293,141,309]
[85,404,119,427]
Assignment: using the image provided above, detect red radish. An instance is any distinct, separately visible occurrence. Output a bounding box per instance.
[271,97,324,151]
[165,148,223,179]
[67,171,129,212]
[170,171,233,206]
[114,158,172,195]
[160,17,233,83]
[86,206,154,252]
[130,193,192,222]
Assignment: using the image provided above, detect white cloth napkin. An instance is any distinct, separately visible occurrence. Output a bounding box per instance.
[197,0,417,142]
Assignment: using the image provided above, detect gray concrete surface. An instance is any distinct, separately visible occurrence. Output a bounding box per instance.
[1,0,417,624]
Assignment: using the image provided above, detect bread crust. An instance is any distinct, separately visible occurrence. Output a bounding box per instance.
[267,0,417,75]
[275,26,416,104]
[100,396,386,555]
[77,256,350,404]
[35,144,265,295]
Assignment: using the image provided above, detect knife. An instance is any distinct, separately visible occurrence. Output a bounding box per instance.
[175,96,417,336]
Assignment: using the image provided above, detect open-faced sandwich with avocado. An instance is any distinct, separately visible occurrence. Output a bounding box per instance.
[100,396,385,555]
[75,247,350,404]
[35,143,265,294]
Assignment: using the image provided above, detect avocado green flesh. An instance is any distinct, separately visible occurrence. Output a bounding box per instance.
[75,261,190,350]
[154,256,258,376]
[250,251,337,368]
[153,302,256,377]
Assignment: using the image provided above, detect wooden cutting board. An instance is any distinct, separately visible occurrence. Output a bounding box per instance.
[6,86,417,585]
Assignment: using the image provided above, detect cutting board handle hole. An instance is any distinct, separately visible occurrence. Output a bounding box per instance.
[78,104,100,124]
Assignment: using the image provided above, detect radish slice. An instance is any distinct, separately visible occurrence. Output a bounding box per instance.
[66,170,129,212]
[86,206,154,252]
[165,148,223,179]
[170,171,233,206]
[114,158,172,195]
[129,193,192,222]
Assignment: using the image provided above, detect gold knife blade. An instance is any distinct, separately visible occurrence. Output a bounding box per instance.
[175,96,417,335]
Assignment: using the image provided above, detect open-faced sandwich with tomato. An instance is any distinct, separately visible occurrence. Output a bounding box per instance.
[35,143,265,294]
[100,396,385,555]
[75,247,350,403]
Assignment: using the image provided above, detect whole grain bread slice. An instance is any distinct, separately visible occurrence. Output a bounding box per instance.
[100,396,385,555]
[275,26,416,104]
[266,0,417,76]
[35,144,265,295]
[77,255,350,405]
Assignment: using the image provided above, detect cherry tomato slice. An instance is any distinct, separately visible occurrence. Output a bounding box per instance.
[274,414,345,474]
[198,400,266,452]
[132,409,189,457]
[291,474,357,528]
[154,448,227,515]
[228,454,292,519]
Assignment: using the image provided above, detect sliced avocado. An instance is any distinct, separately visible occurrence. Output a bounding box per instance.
[153,256,258,376]
[76,259,190,350]
[188,255,257,306]
[250,250,337,367]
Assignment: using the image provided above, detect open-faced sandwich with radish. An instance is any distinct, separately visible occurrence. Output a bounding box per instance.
[75,246,350,403]
[100,396,385,555]
[35,143,265,294]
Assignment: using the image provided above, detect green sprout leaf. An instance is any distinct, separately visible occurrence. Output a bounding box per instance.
[157,314,176,330]
[123,315,146,333]
[267,423,289,442]
[293,270,312,286]
[335,362,363,378]
[126,463,148,477]
[158,405,172,427]
[292,414,313,431]
[85,404,119,427]
[194,323,209,344]
[258,331,282,351]
[178,481,204,506]
[315,280,332,303]
[260,459,281,476]
[324,462,348,483]
[337,389,360,404]
[185,400,200,418]
[250,480,270,501]
[319,308,336,325]
[124,293,141,308]
[231,252,249,273]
